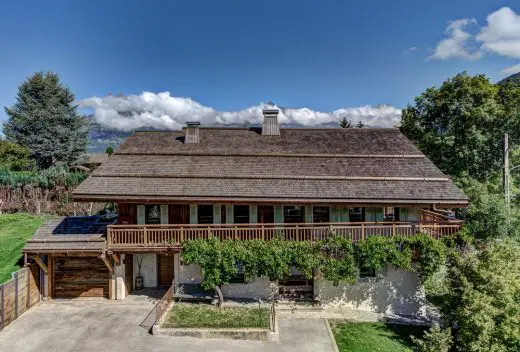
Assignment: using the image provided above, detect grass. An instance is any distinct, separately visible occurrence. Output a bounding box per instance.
[0,213,45,284]
[330,321,427,352]
[163,304,270,329]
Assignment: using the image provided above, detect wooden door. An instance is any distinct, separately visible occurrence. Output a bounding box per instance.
[124,254,133,295]
[158,254,175,287]
[258,205,274,223]
[168,204,189,224]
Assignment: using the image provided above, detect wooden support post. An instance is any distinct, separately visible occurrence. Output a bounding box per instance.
[112,253,120,266]
[48,256,53,299]
[99,253,114,273]
[31,256,48,274]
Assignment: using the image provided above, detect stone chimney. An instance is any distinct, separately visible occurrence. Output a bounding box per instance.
[184,121,200,144]
[261,109,280,136]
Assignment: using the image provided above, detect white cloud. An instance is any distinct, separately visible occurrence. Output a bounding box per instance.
[476,7,520,59]
[79,92,402,132]
[502,63,520,75]
[403,46,418,55]
[429,18,483,60]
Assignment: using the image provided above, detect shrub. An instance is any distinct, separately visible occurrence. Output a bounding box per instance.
[412,325,453,352]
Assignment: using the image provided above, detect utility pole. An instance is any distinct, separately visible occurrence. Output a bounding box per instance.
[504,133,511,208]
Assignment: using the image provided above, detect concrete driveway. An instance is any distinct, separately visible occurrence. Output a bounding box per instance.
[0,296,335,352]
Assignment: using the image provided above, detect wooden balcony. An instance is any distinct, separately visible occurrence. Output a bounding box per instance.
[106,220,463,251]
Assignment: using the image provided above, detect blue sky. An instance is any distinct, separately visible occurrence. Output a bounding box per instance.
[0,0,519,130]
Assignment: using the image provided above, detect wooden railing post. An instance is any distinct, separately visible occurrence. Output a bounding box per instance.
[392,223,396,237]
[261,225,265,241]
[143,227,148,245]
[180,226,184,244]
[361,224,365,241]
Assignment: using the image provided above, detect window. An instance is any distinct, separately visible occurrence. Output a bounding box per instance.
[233,205,250,224]
[313,206,330,223]
[258,205,274,223]
[383,207,400,221]
[197,205,214,224]
[349,207,364,222]
[359,267,376,278]
[229,262,246,283]
[284,206,305,223]
[145,205,161,224]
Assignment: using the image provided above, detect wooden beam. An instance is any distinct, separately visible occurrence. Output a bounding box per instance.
[30,255,48,274]
[112,253,120,266]
[99,253,113,273]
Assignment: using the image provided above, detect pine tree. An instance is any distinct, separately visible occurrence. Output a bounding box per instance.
[3,72,88,169]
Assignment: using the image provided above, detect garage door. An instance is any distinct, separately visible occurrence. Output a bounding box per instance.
[54,257,109,298]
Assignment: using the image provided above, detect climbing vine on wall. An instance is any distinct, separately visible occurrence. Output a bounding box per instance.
[181,233,450,292]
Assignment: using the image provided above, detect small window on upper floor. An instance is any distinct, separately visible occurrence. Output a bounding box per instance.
[284,206,305,223]
[145,205,161,224]
[233,205,250,224]
[349,207,364,222]
[313,206,330,223]
[197,204,214,224]
[384,207,400,221]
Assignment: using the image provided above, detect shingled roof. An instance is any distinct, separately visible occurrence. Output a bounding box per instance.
[22,216,116,254]
[72,127,468,206]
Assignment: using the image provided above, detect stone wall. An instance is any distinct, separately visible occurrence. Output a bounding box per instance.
[315,264,426,316]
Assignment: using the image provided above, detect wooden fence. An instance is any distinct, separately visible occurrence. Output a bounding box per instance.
[0,264,41,331]
[108,221,463,249]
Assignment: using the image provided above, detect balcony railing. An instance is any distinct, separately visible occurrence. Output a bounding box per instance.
[106,221,463,249]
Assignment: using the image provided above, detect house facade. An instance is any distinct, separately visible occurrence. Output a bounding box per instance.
[23,109,467,315]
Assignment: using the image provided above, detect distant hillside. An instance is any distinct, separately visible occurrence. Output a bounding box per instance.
[498,72,520,86]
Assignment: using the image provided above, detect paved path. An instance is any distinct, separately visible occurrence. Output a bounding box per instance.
[0,299,336,352]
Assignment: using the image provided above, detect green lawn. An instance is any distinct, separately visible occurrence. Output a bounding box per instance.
[330,321,426,352]
[0,213,45,284]
[163,304,270,329]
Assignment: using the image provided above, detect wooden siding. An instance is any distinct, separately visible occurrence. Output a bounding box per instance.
[117,203,137,224]
[53,257,109,298]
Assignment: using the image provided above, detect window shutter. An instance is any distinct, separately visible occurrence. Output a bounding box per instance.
[213,204,221,224]
[160,205,169,224]
[189,205,197,224]
[274,205,283,223]
[305,205,313,223]
[225,205,234,224]
[249,205,258,224]
[400,208,408,221]
[375,207,384,222]
[137,205,145,224]
[365,207,374,221]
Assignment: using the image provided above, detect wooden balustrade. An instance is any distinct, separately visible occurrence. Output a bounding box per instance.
[106,221,462,249]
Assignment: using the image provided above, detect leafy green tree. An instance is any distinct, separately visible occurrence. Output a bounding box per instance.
[456,177,519,239]
[0,141,33,171]
[105,146,114,155]
[339,118,353,128]
[400,72,512,181]
[412,325,453,352]
[356,120,365,128]
[442,239,520,351]
[3,72,88,169]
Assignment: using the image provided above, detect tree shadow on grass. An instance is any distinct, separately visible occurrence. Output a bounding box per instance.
[374,323,427,348]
